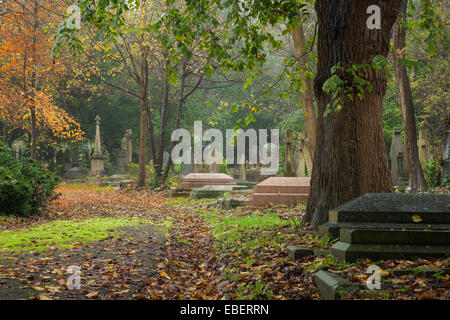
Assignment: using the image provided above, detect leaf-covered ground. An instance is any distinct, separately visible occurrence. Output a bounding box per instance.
[0,183,448,300]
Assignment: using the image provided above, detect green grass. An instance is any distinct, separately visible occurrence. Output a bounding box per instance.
[0,217,166,253]
[197,208,289,258]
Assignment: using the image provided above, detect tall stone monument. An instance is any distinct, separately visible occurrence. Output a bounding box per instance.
[294,133,313,177]
[90,115,106,176]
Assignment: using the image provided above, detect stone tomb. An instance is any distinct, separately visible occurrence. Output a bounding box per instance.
[190,185,252,199]
[252,177,310,206]
[172,173,237,197]
[318,193,450,262]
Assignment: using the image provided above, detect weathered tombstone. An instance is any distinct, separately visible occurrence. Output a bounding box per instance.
[124,129,133,164]
[180,163,195,175]
[284,130,296,177]
[65,167,89,180]
[239,160,248,181]
[417,129,429,168]
[194,163,203,173]
[294,133,313,177]
[90,115,106,176]
[64,148,72,171]
[389,128,409,187]
[252,177,311,206]
[318,193,450,262]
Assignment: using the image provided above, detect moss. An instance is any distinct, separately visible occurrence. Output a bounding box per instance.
[0,217,169,253]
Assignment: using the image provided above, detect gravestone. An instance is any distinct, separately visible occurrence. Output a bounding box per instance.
[65,167,89,180]
[90,115,106,176]
[417,129,430,168]
[64,148,72,171]
[180,163,195,175]
[294,133,313,177]
[318,193,450,262]
[284,130,296,177]
[252,177,311,206]
[389,128,410,188]
[239,161,248,181]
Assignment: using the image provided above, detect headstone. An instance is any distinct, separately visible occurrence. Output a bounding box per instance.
[90,115,106,176]
[389,128,409,187]
[294,133,313,177]
[124,129,133,164]
[252,177,311,206]
[64,148,72,171]
[284,130,296,177]
[317,193,450,262]
[417,129,429,168]
[239,161,247,181]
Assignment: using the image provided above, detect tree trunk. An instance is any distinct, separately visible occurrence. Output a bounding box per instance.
[30,0,39,160]
[292,23,318,157]
[138,98,147,187]
[305,0,401,227]
[137,55,149,188]
[393,0,428,192]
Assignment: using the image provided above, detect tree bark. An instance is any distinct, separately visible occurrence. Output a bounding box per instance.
[137,55,149,188]
[393,0,428,192]
[30,0,39,160]
[292,23,318,158]
[305,0,401,227]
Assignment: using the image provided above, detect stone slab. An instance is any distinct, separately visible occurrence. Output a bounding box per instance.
[252,177,310,206]
[313,270,360,300]
[319,222,450,239]
[340,229,450,246]
[190,185,235,199]
[178,173,236,190]
[287,246,314,260]
[253,177,311,194]
[331,241,450,262]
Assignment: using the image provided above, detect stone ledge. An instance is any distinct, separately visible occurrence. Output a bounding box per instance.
[287,246,314,260]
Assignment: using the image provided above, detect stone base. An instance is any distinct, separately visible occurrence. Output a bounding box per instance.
[178,173,236,190]
[252,177,310,206]
[331,241,450,262]
[313,270,360,300]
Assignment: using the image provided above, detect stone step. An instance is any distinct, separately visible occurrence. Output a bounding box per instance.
[252,193,309,206]
[319,222,450,238]
[329,210,450,224]
[340,229,450,245]
[331,241,450,262]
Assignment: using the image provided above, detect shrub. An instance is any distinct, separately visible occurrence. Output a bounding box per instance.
[0,142,58,216]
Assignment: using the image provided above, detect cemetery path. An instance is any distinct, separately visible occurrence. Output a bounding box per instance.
[1,183,448,300]
[0,184,223,300]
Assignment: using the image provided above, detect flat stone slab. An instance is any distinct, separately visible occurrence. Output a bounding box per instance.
[314,270,360,300]
[331,241,450,262]
[329,193,450,224]
[252,177,310,206]
[190,185,234,199]
[340,229,450,246]
[178,173,236,190]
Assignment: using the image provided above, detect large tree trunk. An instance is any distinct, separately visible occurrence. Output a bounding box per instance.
[137,55,149,188]
[393,0,428,192]
[305,1,401,227]
[292,23,318,157]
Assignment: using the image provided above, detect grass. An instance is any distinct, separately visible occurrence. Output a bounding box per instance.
[0,217,168,254]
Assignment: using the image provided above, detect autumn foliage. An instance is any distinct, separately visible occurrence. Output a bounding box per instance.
[0,0,83,154]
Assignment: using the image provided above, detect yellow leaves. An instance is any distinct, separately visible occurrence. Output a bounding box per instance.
[160,271,171,279]
[411,215,423,223]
